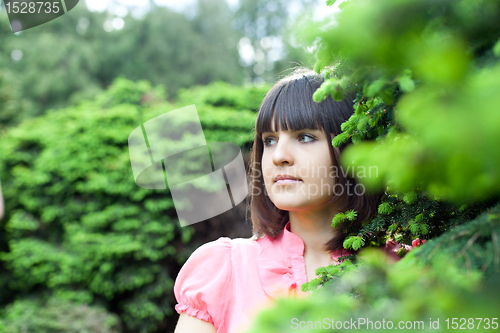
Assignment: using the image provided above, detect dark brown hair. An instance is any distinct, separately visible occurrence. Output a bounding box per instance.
[249,69,379,252]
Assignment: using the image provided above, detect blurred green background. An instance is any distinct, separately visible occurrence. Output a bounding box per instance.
[1,0,500,332]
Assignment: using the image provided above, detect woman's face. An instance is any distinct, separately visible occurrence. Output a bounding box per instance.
[261,126,338,212]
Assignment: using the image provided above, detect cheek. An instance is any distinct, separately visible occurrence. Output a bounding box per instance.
[306,154,335,181]
[262,153,274,178]
[261,154,274,183]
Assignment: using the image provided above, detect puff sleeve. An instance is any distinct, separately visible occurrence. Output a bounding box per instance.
[174,237,232,328]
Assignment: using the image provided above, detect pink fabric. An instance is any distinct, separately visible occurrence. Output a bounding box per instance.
[383,239,412,261]
[174,223,410,333]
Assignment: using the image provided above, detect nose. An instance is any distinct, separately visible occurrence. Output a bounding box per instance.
[272,136,294,166]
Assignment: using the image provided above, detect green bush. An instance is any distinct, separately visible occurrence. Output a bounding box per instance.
[0,77,257,332]
[176,81,269,112]
[0,295,121,333]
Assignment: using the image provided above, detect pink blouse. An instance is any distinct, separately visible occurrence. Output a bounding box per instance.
[174,222,410,333]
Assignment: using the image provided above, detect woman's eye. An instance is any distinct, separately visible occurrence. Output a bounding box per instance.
[263,137,277,146]
[299,134,316,143]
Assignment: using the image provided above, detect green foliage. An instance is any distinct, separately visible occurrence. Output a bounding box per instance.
[409,220,420,235]
[344,63,500,200]
[302,0,500,201]
[348,190,496,251]
[377,202,393,215]
[397,70,415,93]
[313,76,348,102]
[331,209,357,228]
[301,259,356,292]
[176,81,269,112]
[343,235,365,251]
[344,210,357,221]
[0,295,121,333]
[0,68,35,131]
[0,1,245,127]
[331,132,350,147]
[415,202,500,275]
[0,78,258,332]
[305,0,500,253]
[403,191,418,205]
[246,250,500,333]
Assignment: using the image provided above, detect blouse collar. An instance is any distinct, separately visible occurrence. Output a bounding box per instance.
[281,221,350,260]
[257,223,307,299]
[258,221,346,299]
[281,221,305,255]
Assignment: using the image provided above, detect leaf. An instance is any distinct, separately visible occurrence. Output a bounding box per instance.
[380,88,396,105]
[409,222,420,235]
[331,88,345,101]
[403,192,418,205]
[312,89,327,103]
[378,202,394,215]
[420,223,429,235]
[357,116,369,131]
[341,116,357,132]
[301,279,322,292]
[343,236,357,250]
[365,79,386,97]
[398,73,415,92]
[345,210,358,221]
[368,114,380,127]
[459,204,468,213]
[332,132,350,147]
[388,224,398,233]
[313,78,339,102]
[332,213,347,228]
[354,103,367,115]
[352,236,365,251]
[316,267,329,275]
[351,133,361,144]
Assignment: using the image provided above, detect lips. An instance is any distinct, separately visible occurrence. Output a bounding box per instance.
[274,174,302,185]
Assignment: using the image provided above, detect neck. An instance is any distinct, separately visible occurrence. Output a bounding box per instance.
[288,204,341,257]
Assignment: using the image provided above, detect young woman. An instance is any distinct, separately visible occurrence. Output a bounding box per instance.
[173,69,391,333]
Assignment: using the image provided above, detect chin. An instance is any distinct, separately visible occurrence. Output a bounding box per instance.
[271,194,335,213]
[271,198,315,212]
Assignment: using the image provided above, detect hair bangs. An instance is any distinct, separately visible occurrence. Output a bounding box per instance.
[256,74,328,135]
